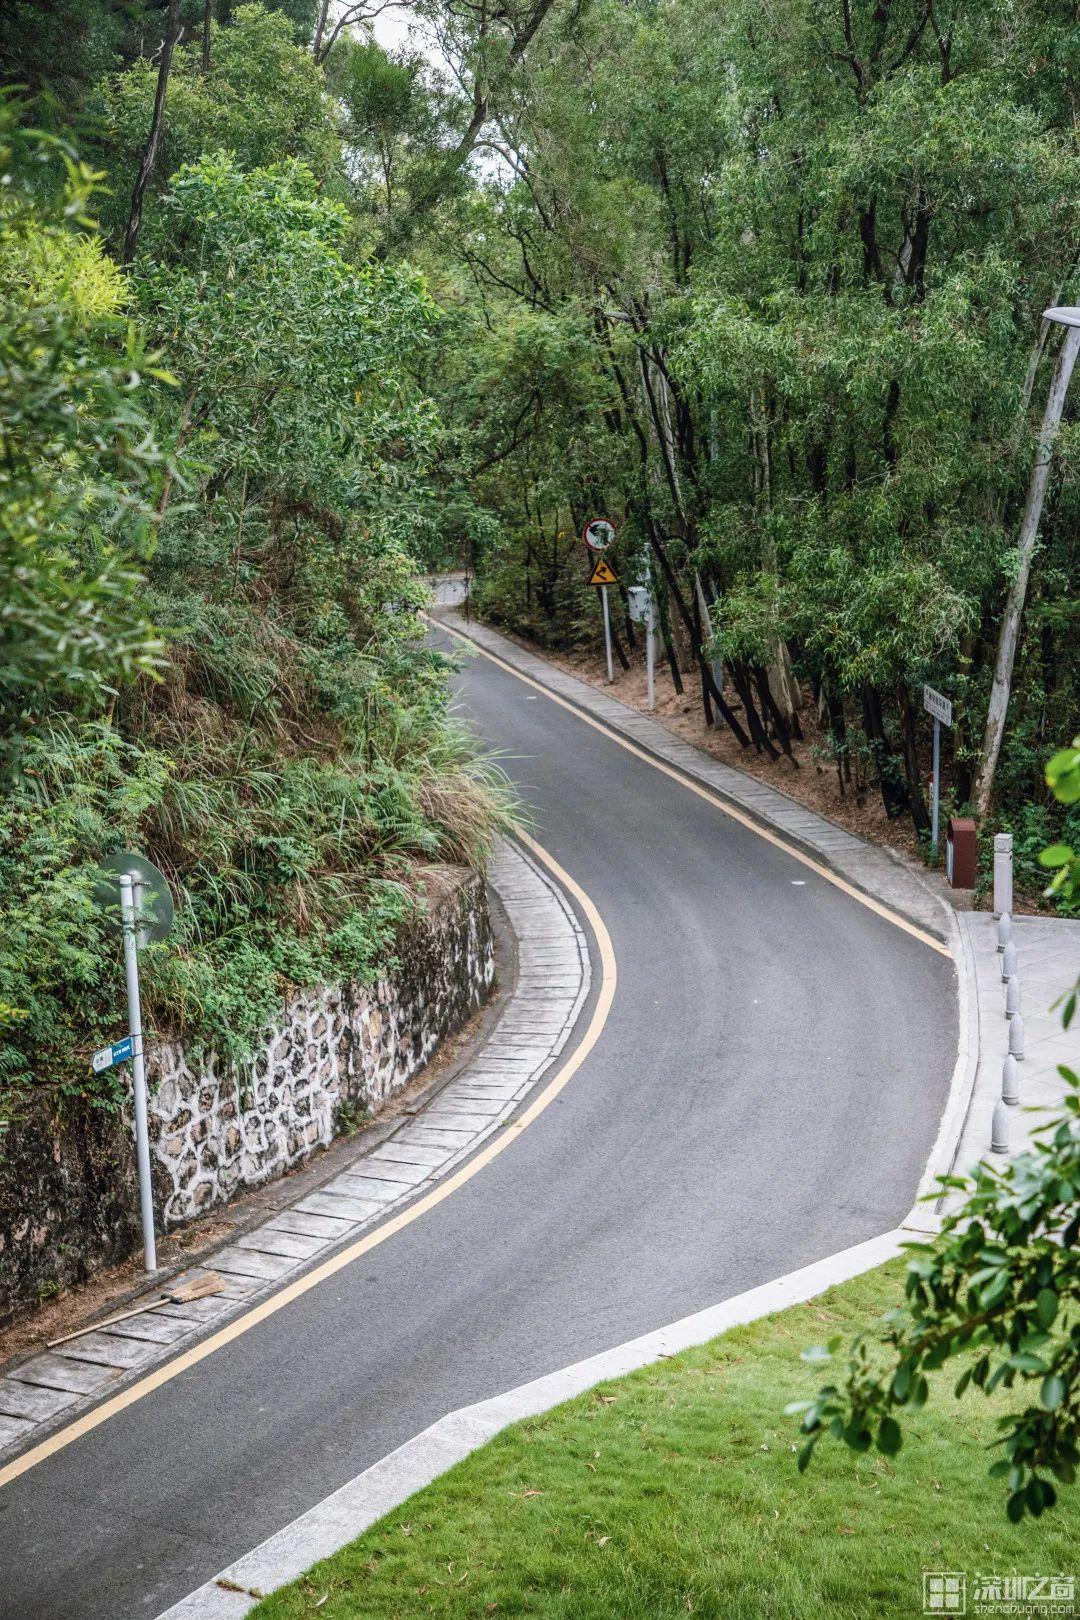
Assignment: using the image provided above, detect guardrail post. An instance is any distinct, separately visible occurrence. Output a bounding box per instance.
[1005,972,1022,1021]
[1009,1012,1025,1061]
[993,833,1013,918]
[991,1099,1010,1154]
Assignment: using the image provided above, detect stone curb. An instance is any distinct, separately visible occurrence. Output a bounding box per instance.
[155,1229,906,1618]
[436,607,954,944]
[901,904,979,1233]
[0,839,590,1465]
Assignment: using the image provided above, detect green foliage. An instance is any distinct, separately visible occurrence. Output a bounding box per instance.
[328,37,454,228]
[0,715,429,1106]
[790,1089,1080,1521]
[0,108,166,775]
[0,719,163,1113]
[1040,737,1080,908]
[0,18,513,1122]
[435,0,1078,842]
[0,0,124,111]
[988,797,1080,920]
[98,5,340,236]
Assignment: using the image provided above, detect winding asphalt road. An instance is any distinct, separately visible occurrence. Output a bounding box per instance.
[0,622,955,1619]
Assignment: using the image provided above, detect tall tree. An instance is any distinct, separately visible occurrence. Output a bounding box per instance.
[973,319,1080,816]
[122,0,181,263]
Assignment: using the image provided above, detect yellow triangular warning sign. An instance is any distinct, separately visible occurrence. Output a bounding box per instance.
[587,556,618,587]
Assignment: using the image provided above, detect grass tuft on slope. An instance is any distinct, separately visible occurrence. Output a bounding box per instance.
[253,1262,1079,1619]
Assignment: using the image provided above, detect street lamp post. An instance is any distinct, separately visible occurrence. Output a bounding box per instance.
[973,305,1080,817]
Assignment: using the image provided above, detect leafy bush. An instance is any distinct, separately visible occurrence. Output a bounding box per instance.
[0,109,166,774]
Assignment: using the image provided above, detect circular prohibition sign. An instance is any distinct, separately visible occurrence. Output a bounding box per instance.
[582,517,617,552]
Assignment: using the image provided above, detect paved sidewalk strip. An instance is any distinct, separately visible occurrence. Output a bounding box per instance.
[437,608,951,943]
[938,912,1080,1214]
[0,839,590,1465]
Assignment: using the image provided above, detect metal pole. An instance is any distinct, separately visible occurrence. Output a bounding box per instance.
[931,716,941,856]
[601,586,614,682]
[645,600,655,710]
[120,874,157,1273]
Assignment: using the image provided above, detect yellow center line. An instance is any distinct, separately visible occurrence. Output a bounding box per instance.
[0,830,616,1492]
[430,612,951,959]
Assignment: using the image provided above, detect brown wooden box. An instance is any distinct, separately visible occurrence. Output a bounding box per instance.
[946,815,977,890]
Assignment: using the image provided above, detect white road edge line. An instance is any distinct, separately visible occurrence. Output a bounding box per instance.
[155,1228,907,1619]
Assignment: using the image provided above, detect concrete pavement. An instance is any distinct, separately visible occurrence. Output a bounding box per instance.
[941,911,1080,1210]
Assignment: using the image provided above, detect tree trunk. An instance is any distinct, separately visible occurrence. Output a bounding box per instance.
[201,0,212,71]
[823,678,850,790]
[862,685,908,819]
[617,583,637,651]
[729,662,779,759]
[754,666,797,763]
[312,0,331,60]
[656,594,683,695]
[897,687,931,835]
[973,322,1080,816]
[122,0,181,264]
[648,529,751,745]
[608,617,631,672]
[693,586,713,726]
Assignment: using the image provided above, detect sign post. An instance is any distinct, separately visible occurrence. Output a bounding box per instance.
[922,685,954,857]
[583,519,618,684]
[600,581,614,682]
[93,852,175,1275]
[120,873,157,1273]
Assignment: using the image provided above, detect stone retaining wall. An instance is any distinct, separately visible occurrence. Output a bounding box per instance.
[0,869,493,1324]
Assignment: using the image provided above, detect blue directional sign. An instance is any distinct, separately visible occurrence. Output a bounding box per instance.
[91,1036,133,1074]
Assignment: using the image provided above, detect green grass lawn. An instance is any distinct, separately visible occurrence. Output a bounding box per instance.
[253,1264,1078,1619]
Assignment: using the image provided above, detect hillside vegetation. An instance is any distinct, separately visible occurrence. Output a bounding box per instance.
[0,4,510,1119]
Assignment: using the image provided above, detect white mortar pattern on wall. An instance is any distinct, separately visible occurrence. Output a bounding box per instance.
[148,879,494,1227]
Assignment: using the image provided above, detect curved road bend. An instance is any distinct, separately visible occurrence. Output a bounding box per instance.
[0,624,955,1620]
